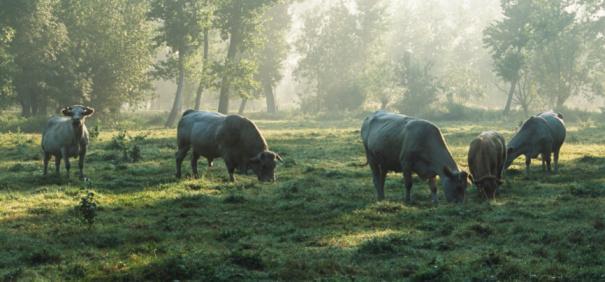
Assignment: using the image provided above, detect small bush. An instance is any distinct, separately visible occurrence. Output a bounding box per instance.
[75,192,98,227]
[88,123,100,140]
[108,130,146,162]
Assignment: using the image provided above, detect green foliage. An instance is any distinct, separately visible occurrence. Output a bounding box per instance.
[395,53,442,116]
[88,123,100,140]
[294,0,387,113]
[484,0,605,111]
[0,26,15,109]
[109,130,146,162]
[0,0,154,115]
[75,192,98,227]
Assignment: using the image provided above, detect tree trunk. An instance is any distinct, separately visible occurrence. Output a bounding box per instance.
[502,78,517,116]
[194,28,209,111]
[264,80,277,113]
[38,95,48,116]
[165,51,186,127]
[20,99,31,117]
[217,2,242,114]
[238,98,248,115]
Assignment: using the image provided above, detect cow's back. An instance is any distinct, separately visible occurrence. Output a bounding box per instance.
[362,111,412,171]
[538,111,566,149]
[179,111,225,158]
[468,131,506,179]
[217,115,267,159]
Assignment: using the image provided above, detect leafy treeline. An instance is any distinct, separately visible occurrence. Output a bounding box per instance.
[0,0,285,125]
[0,0,154,116]
[484,0,605,115]
[294,0,604,115]
[0,0,603,120]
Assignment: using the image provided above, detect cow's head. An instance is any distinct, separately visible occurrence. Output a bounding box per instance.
[248,150,282,182]
[442,166,468,203]
[62,105,94,127]
[470,175,502,201]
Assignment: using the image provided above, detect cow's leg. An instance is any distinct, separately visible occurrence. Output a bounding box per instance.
[191,151,200,179]
[544,152,552,173]
[54,154,61,175]
[225,160,236,182]
[227,167,236,182]
[428,177,438,204]
[43,152,51,176]
[404,170,413,203]
[78,145,86,179]
[525,155,531,175]
[175,145,190,178]
[553,149,560,174]
[61,148,71,177]
[541,157,546,172]
[207,157,213,167]
[370,163,386,200]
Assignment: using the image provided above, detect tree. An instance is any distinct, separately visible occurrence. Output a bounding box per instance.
[256,3,290,113]
[59,0,155,113]
[150,0,210,126]
[0,0,69,116]
[395,52,442,116]
[194,27,210,110]
[215,0,276,114]
[529,0,604,110]
[294,0,386,113]
[483,0,533,116]
[0,27,15,110]
[485,0,604,112]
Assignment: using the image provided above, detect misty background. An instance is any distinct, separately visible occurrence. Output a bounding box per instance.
[0,0,603,127]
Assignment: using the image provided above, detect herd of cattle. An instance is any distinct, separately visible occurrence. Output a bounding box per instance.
[40,105,566,203]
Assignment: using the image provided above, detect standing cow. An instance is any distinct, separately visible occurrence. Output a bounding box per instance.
[467,131,506,200]
[42,105,95,179]
[361,111,468,203]
[504,111,566,174]
[176,110,282,182]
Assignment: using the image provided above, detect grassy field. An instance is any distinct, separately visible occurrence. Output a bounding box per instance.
[1,117,604,280]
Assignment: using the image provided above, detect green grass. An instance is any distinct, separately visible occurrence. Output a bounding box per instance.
[1,118,604,280]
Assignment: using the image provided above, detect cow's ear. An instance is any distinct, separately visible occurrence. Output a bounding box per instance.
[249,156,261,163]
[61,107,72,116]
[84,107,95,116]
[443,166,454,178]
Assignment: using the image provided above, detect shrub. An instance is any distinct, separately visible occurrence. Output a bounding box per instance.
[75,192,98,227]
[108,130,146,162]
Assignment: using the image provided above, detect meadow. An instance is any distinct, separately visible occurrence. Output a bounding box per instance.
[1,115,604,280]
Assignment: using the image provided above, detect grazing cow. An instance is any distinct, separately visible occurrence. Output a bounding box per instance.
[42,105,95,178]
[467,131,506,200]
[175,110,282,182]
[504,111,566,174]
[361,111,468,203]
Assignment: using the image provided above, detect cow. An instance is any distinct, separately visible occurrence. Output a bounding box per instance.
[361,111,468,204]
[504,111,566,174]
[467,131,506,200]
[41,105,95,179]
[175,110,282,182]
